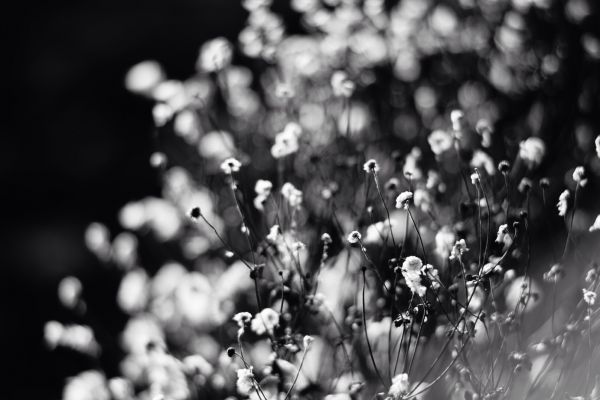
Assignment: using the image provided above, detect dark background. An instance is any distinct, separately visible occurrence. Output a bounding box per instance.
[5,1,246,398]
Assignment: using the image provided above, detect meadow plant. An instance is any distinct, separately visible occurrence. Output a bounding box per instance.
[47,0,600,399]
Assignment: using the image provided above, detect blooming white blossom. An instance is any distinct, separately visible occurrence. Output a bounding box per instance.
[582,288,596,306]
[363,158,380,173]
[470,150,496,176]
[402,256,426,297]
[271,122,301,158]
[395,191,413,209]
[266,225,280,242]
[589,215,600,232]
[428,130,453,155]
[236,367,255,395]
[470,171,480,185]
[198,37,233,72]
[58,276,83,309]
[450,239,469,260]
[331,71,355,98]
[63,370,110,400]
[495,224,509,244]
[281,182,303,208]
[347,230,362,244]
[519,137,546,169]
[572,166,587,187]
[303,335,314,349]
[254,179,273,196]
[557,189,570,217]
[117,268,149,314]
[388,373,410,399]
[233,312,253,328]
[596,135,600,158]
[450,110,464,132]
[250,308,280,336]
[125,60,165,95]
[435,227,455,259]
[220,157,242,174]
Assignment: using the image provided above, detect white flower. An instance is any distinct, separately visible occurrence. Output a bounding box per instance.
[331,70,355,98]
[402,256,426,297]
[63,371,110,400]
[495,224,509,244]
[470,172,479,185]
[236,367,255,395]
[281,182,303,208]
[395,191,413,209]
[435,227,455,259]
[253,194,268,211]
[450,110,464,132]
[573,166,587,187]
[266,225,280,242]
[596,135,600,159]
[321,233,332,244]
[557,189,570,217]
[519,137,546,169]
[250,308,280,336]
[428,130,454,155]
[583,288,596,306]
[470,150,496,176]
[254,179,273,196]
[233,312,253,328]
[450,239,469,260]
[220,157,242,174]
[363,159,380,173]
[388,373,410,399]
[125,60,165,95]
[271,123,301,158]
[589,215,600,232]
[198,37,233,72]
[117,268,149,314]
[58,276,83,309]
[303,335,314,349]
[347,230,362,244]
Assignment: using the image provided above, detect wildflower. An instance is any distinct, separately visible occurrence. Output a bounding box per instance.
[233,312,253,328]
[58,276,83,309]
[254,179,273,196]
[583,288,596,306]
[540,177,550,189]
[595,135,600,158]
[435,227,455,259]
[281,182,303,208]
[388,373,410,399]
[519,137,546,169]
[117,268,149,314]
[271,122,301,158]
[363,159,380,173]
[347,230,362,244]
[266,225,279,242]
[590,215,600,232]
[495,224,509,244]
[557,189,570,217]
[63,370,110,400]
[543,263,564,283]
[125,60,165,95]
[254,194,268,211]
[303,335,314,349]
[402,256,426,297]
[450,239,469,260]
[331,71,355,98]
[585,268,597,283]
[450,109,464,132]
[250,308,279,336]
[471,150,496,176]
[572,166,588,187]
[321,233,332,244]
[384,177,400,192]
[107,377,134,400]
[423,264,441,290]
[498,160,511,174]
[198,37,233,72]
[475,119,493,147]
[395,191,413,209]
[518,177,532,193]
[236,367,255,395]
[428,130,454,155]
[470,171,480,185]
[220,157,242,174]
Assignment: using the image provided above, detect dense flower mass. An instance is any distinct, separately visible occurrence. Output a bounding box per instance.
[45,1,600,400]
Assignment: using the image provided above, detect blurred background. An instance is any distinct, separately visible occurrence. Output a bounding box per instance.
[4,0,600,399]
[5,0,246,398]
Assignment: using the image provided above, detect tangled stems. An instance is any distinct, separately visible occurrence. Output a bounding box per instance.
[362,267,387,388]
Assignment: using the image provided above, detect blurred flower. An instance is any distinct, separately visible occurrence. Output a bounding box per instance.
[557,189,570,217]
[572,166,587,187]
[125,61,165,96]
[271,122,301,158]
[58,276,83,309]
[388,373,410,399]
[347,230,362,244]
[198,37,233,72]
[251,308,280,336]
[495,224,509,244]
[395,191,413,209]
[402,256,426,297]
[583,289,597,306]
[596,135,600,158]
[450,239,469,260]
[519,137,546,169]
[363,159,380,173]
[117,268,149,314]
[331,71,355,98]
[220,157,242,174]
[63,371,110,400]
[281,182,303,208]
[428,130,453,156]
[590,215,600,232]
[236,367,255,395]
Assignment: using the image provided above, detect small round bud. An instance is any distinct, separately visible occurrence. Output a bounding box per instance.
[539,177,550,189]
[226,347,235,358]
[498,160,510,174]
[190,207,201,220]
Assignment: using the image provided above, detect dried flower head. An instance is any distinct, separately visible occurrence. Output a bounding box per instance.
[557,189,570,217]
